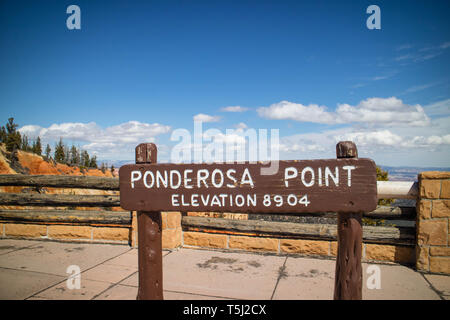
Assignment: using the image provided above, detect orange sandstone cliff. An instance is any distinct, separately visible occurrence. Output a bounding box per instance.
[0,144,123,211]
[0,144,114,177]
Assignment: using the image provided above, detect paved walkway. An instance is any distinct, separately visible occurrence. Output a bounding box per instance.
[0,239,448,300]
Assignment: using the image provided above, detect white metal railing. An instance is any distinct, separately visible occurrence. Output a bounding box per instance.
[377,181,418,199]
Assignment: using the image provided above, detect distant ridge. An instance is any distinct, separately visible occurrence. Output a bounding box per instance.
[380,165,450,181]
[101,160,134,168]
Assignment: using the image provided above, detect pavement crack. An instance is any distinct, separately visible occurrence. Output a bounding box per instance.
[24,246,134,300]
[0,241,44,256]
[270,256,288,300]
[420,273,445,300]
[90,283,118,300]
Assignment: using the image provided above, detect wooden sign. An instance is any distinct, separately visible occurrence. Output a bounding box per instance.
[119,158,377,214]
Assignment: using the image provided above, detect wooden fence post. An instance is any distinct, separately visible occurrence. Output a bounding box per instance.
[135,143,164,300]
[334,141,363,300]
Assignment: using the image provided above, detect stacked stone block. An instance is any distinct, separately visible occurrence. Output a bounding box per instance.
[416,172,450,274]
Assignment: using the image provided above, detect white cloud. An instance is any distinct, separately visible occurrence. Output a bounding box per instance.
[19,125,45,136]
[193,113,221,123]
[395,54,414,61]
[372,75,390,81]
[335,97,430,126]
[425,135,450,145]
[441,42,450,49]
[257,97,430,127]
[396,44,413,51]
[338,127,450,149]
[257,101,335,124]
[401,83,437,95]
[202,129,246,145]
[423,99,450,117]
[395,42,449,64]
[277,130,339,157]
[221,106,248,112]
[277,121,450,166]
[18,121,171,159]
[235,122,248,129]
[337,130,403,147]
[19,122,100,142]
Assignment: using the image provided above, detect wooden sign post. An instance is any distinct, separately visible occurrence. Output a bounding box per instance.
[334,141,363,300]
[120,141,377,300]
[134,143,163,300]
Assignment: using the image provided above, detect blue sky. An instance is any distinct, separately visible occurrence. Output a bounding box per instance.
[0,0,449,166]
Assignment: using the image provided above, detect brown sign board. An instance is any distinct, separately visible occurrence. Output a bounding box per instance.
[119,159,377,214]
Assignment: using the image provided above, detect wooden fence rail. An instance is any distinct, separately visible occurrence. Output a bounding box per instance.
[0,193,120,207]
[0,175,123,227]
[182,216,415,245]
[0,174,119,190]
[377,181,418,199]
[0,209,130,225]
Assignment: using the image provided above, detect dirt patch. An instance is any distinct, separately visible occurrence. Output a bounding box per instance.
[246,260,261,268]
[196,256,265,273]
[295,269,332,279]
[228,266,244,273]
[0,245,16,250]
[197,256,238,269]
[64,247,85,253]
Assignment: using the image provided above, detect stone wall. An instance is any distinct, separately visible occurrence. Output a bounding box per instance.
[182,231,415,264]
[0,211,183,249]
[129,211,182,249]
[416,171,450,274]
[0,222,131,244]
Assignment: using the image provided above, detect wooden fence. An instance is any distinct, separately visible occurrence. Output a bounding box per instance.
[0,174,417,248]
[0,175,128,228]
[182,184,418,246]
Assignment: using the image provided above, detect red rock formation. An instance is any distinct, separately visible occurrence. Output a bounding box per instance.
[0,145,114,178]
[0,144,124,211]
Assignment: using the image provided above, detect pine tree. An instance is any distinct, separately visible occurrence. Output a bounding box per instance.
[45,144,51,160]
[21,135,30,151]
[5,118,21,152]
[89,155,98,168]
[110,165,115,176]
[63,145,70,164]
[0,126,6,143]
[54,138,65,163]
[33,136,42,155]
[70,145,80,165]
[81,150,90,167]
[376,166,393,205]
[76,145,81,165]
[376,166,389,181]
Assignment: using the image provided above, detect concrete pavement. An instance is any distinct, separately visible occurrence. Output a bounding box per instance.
[0,239,448,300]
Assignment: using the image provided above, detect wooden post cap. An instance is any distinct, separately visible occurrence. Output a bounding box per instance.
[336,141,358,159]
[135,143,157,164]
